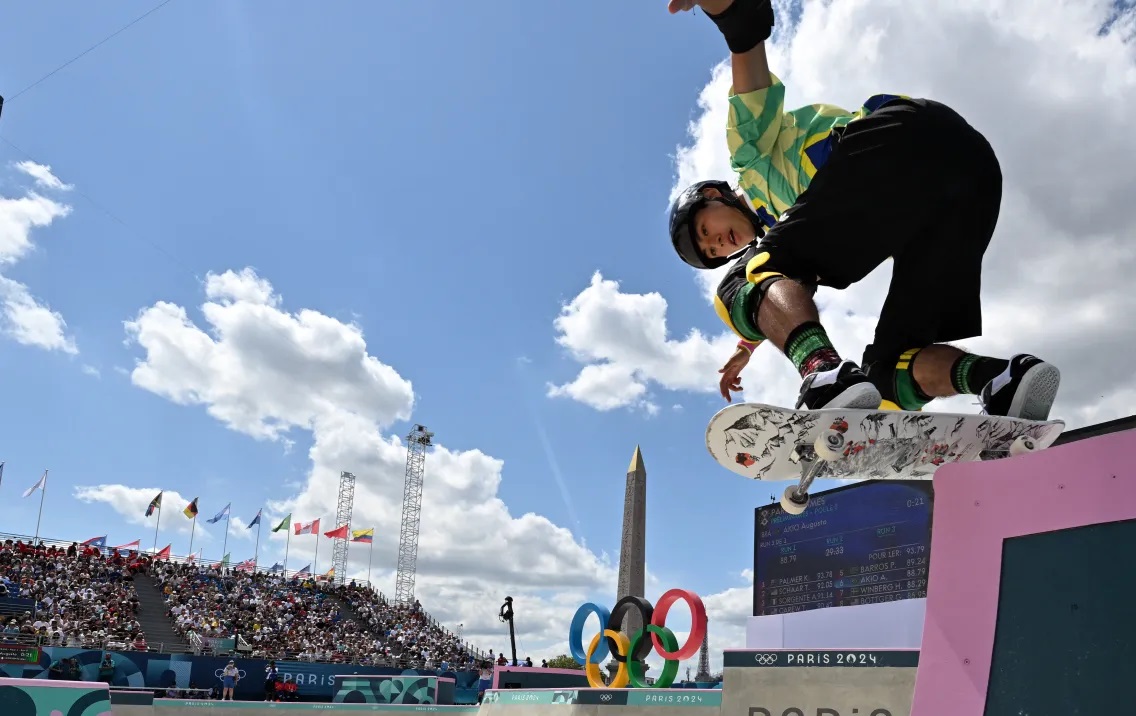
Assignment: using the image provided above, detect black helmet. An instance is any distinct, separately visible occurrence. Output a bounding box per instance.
[668,179,761,269]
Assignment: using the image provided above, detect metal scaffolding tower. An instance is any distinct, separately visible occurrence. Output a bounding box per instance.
[395,424,432,604]
[696,617,712,682]
[331,471,356,585]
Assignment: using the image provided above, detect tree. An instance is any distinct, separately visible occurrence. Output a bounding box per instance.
[545,654,583,670]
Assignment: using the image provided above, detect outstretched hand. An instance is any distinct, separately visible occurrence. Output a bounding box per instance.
[718,345,752,402]
[667,0,736,14]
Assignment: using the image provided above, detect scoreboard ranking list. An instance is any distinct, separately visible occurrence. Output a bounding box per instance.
[753,480,934,617]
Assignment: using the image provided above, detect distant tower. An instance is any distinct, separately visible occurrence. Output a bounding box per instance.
[331,471,356,585]
[395,424,433,604]
[617,445,647,635]
[696,618,711,682]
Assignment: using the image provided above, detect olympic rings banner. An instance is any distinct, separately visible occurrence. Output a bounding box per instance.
[567,588,707,688]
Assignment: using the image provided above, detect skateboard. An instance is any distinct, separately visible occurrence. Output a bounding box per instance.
[705,402,1065,515]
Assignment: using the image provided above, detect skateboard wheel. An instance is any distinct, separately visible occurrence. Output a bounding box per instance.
[780,485,809,515]
[1009,435,1038,457]
[814,429,845,461]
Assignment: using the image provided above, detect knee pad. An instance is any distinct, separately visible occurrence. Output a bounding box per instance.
[865,348,932,411]
[738,248,819,340]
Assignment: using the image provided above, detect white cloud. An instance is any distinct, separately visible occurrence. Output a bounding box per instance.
[0,163,76,354]
[0,276,78,355]
[123,267,416,441]
[547,272,741,413]
[73,486,199,537]
[118,267,618,656]
[554,0,1136,429]
[81,364,101,378]
[14,161,73,192]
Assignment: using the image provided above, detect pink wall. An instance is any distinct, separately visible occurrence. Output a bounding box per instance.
[491,665,587,689]
[0,678,108,689]
[911,427,1136,716]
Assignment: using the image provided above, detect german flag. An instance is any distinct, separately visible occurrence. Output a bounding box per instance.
[183,497,199,519]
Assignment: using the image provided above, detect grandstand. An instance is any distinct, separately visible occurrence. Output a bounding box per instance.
[0,531,488,672]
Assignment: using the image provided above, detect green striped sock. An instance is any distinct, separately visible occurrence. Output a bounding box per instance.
[784,322,841,377]
[951,354,1009,394]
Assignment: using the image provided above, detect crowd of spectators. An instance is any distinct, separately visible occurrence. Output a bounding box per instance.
[0,537,486,671]
[339,584,478,670]
[151,560,481,669]
[0,539,147,650]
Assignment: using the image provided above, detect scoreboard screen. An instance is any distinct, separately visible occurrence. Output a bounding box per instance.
[753,480,934,617]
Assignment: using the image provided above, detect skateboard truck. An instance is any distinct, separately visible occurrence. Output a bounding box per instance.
[779,428,1041,516]
[781,447,825,515]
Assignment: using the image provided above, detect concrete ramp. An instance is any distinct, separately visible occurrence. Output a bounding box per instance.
[478,688,721,715]
[720,649,917,716]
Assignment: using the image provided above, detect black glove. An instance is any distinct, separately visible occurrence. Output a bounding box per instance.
[707,0,775,54]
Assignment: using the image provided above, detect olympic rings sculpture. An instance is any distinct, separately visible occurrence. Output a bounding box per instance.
[568,588,707,688]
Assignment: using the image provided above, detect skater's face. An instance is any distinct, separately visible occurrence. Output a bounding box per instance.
[694,188,756,261]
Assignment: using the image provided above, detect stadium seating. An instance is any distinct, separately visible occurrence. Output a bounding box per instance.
[0,539,145,650]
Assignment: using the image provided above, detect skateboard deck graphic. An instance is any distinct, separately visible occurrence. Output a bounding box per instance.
[706,402,1065,483]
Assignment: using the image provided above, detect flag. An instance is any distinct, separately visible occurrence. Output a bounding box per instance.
[320,566,335,580]
[156,545,171,560]
[247,509,262,529]
[114,539,140,553]
[323,524,349,540]
[206,504,230,527]
[145,492,162,517]
[351,528,374,543]
[294,519,320,536]
[272,514,291,533]
[184,498,199,518]
[22,471,47,498]
[81,535,106,547]
[235,559,255,572]
[221,553,230,567]
[294,564,311,577]
[268,562,283,573]
[186,553,196,563]
[0,462,5,487]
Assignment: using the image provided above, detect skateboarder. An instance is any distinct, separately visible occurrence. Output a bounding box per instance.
[667,0,1061,420]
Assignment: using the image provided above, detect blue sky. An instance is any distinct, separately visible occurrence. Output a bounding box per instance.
[2,0,1135,672]
[0,0,779,658]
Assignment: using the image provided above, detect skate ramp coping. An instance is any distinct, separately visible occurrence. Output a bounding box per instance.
[478,687,722,715]
[720,649,917,716]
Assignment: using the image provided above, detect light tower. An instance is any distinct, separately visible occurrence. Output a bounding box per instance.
[331,471,356,585]
[395,424,432,604]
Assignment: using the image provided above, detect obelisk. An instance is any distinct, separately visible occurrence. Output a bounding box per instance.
[616,445,647,636]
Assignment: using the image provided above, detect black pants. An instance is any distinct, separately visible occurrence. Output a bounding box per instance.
[757,97,1003,370]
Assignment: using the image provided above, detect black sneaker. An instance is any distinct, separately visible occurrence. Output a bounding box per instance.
[795,361,883,410]
[979,354,1061,420]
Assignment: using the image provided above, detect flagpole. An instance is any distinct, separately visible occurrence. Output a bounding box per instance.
[188,515,197,556]
[367,539,373,586]
[153,503,162,552]
[221,509,230,563]
[253,515,262,571]
[344,526,351,586]
[33,471,48,543]
[314,522,319,573]
[284,528,291,578]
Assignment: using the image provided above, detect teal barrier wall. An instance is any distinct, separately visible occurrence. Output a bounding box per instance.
[0,647,480,704]
[0,678,112,716]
